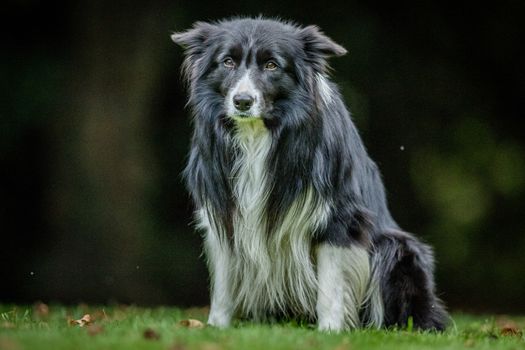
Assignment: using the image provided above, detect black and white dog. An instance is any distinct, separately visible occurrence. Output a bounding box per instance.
[172,17,448,331]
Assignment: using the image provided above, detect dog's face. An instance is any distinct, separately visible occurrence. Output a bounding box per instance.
[214,36,294,121]
[172,18,346,124]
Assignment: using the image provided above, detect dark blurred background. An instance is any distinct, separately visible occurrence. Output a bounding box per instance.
[1,0,524,313]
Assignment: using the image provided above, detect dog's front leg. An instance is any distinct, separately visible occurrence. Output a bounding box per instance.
[316,244,346,331]
[204,232,234,328]
[316,243,369,331]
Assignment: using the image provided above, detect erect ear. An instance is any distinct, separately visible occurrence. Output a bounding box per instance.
[299,25,347,58]
[171,21,216,53]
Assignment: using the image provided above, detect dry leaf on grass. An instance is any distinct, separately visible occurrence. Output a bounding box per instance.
[143,328,161,340]
[68,314,93,327]
[496,317,523,337]
[178,319,205,329]
[500,324,523,337]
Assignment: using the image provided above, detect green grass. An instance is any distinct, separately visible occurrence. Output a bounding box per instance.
[0,304,524,350]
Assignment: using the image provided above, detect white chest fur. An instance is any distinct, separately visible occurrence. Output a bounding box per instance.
[199,119,378,329]
[226,120,330,319]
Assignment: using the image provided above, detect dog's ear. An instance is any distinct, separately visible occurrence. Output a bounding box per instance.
[171,22,216,85]
[171,21,215,53]
[299,25,347,58]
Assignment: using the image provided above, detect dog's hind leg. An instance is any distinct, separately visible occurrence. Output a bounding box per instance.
[373,231,448,330]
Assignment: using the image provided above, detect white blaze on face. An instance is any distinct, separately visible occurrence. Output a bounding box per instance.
[226,70,263,118]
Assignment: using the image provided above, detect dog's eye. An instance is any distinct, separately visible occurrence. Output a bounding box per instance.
[264,61,278,71]
[223,58,235,68]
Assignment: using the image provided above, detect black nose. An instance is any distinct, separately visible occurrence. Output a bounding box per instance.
[233,94,254,112]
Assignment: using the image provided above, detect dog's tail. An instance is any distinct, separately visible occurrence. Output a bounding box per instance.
[363,230,449,330]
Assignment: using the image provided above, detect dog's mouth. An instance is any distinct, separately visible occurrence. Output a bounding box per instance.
[230,113,262,122]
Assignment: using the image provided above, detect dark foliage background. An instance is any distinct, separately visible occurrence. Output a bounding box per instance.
[2,0,524,313]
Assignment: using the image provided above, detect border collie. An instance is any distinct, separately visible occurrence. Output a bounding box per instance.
[172,17,448,331]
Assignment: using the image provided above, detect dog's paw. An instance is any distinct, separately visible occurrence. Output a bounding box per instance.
[207,313,231,328]
[318,318,344,332]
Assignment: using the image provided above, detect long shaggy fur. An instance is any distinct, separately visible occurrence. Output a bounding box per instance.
[172,17,448,331]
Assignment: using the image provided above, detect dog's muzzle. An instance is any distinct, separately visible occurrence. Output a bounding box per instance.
[233,94,254,112]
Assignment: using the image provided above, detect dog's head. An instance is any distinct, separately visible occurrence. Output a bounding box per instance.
[172,18,346,124]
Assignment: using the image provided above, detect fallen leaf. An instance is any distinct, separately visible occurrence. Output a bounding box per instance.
[69,314,93,327]
[86,324,104,336]
[497,317,523,337]
[143,328,161,340]
[178,319,205,329]
[500,324,523,337]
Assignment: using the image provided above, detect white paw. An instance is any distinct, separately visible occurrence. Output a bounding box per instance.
[207,312,231,328]
[318,318,343,332]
